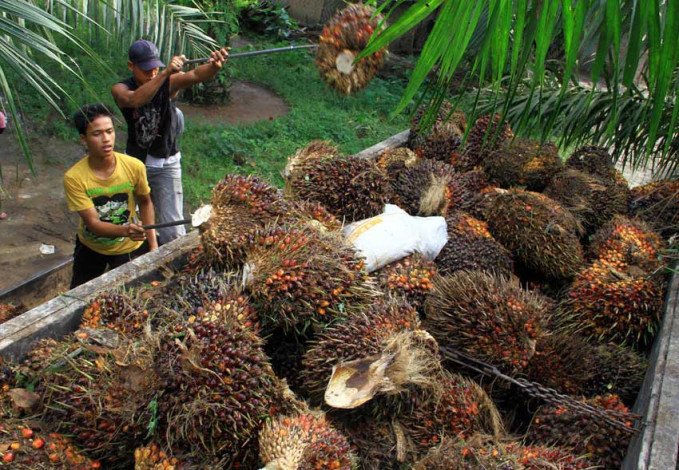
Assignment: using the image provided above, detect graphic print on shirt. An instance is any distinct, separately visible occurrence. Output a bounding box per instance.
[84,182,134,245]
[134,104,162,149]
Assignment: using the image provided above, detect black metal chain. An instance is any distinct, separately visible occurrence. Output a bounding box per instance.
[439,346,640,434]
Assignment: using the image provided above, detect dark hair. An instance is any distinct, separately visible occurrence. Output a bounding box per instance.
[73,103,114,135]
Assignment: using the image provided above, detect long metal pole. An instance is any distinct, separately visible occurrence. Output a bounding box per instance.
[184,44,318,66]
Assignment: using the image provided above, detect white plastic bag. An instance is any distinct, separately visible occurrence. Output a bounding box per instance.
[342,204,448,273]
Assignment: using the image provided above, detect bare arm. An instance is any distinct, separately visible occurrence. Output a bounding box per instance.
[111,56,185,108]
[77,207,146,240]
[136,193,158,250]
[170,48,229,95]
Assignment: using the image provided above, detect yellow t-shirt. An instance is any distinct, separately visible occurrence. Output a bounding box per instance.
[64,152,150,256]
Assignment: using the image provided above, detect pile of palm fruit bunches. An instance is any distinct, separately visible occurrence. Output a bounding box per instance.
[2,103,677,470]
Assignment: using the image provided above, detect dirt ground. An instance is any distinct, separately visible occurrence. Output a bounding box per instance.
[0,80,288,295]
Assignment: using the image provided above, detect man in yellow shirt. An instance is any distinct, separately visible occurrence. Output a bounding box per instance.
[64,103,158,288]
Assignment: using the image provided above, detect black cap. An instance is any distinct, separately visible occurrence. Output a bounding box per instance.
[128,39,165,71]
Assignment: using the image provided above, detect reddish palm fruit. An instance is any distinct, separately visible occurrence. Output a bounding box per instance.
[286,153,392,222]
[155,317,276,463]
[456,114,514,172]
[201,174,292,267]
[526,394,635,469]
[373,254,438,312]
[629,179,679,238]
[316,4,386,94]
[284,140,340,179]
[484,189,585,280]
[134,443,182,470]
[565,145,617,180]
[413,435,592,470]
[408,101,466,162]
[301,299,421,401]
[544,168,630,235]
[0,420,99,469]
[0,303,23,324]
[376,147,419,183]
[259,412,353,470]
[80,291,146,336]
[244,223,377,334]
[424,271,548,374]
[559,256,664,348]
[436,211,514,276]
[484,138,562,191]
[288,198,343,232]
[588,215,664,270]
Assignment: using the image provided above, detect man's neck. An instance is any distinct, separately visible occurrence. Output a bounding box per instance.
[88,152,116,176]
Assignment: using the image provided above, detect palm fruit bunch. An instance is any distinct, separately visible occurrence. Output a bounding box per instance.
[375,147,419,183]
[413,435,592,470]
[526,394,635,469]
[0,303,22,324]
[316,4,386,94]
[201,174,291,267]
[565,145,617,180]
[286,153,391,222]
[588,215,664,270]
[484,189,585,280]
[435,211,513,276]
[584,342,647,405]
[243,223,375,333]
[408,100,466,161]
[0,420,100,469]
[373,254,438,312]
[424,271,548,374]
[390,158,456,216]
[134,443,182,470]
[157,266,227,316]
[334,419,405,469]
[559,256,664,348]
[455,113,514,172]
[300,299,421,401]
[544,168,629,235]
[284,140,339,180]
[288,198,342,232]
[80,291,146,336]
[258,412,353,470]
[484,138,562,191]
[155,318,276,463]
[453,168,496,217]
[629,179,679,238]
[35,337,157,465]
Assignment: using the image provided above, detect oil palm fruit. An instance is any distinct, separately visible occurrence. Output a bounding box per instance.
[286,153,391,222]
[156,317,276,463]
[134,443,182,470]
[484,189,584,280]
[0,420,100,469]
[373,254,438,312]
[201,174,291,267]
[376,147,419,183]
[455,114,513,172]
[588,215,664,270]
[317,4,386,94]
[565,145,617,180]
[284,140,339,179]
[559,256,664,348]
[243,223,376,334]
[544,169,629,235]
[289,198,342,232]
[526,394,635,469]
[629,179,679,238]
[408,101,466,161]
[436,211,513,276]
[484,138,562,191]
[80,291,146,336]
[413,435,592,470]
[453,168,496,218]
[424,271,548,374]
[259,412,353,470]
[0,303,21,324]
[390,159,456,216]
[334,418,405,469]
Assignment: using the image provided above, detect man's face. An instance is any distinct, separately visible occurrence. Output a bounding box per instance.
[81,116,115,159]
[129,62,159,85]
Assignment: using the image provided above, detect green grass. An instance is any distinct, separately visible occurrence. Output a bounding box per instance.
[180,39,411,206]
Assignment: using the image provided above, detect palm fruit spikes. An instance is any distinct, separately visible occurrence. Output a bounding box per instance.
[455,113,514,172]
[588,215,665,270]
[201,174,291,267]
[436,211,514,276]
[390,159,456,216]
[424,271,548,373]
[316,4,386,94]
[413,435,593,470]
[408,100,466,161]
[243,223,376,334]
[373,254,438,312]
[484,189,584,280]
[565,145,617,180]
[484,138,562,191]
[284,140,339,179]
[629,179,679,238]
[134,443,182,470]
[526,394,635,469]
[80,291,146,336]
[286,153,391,222]
[376,147,419,183]
[544,168,629,235]
[0,420,100,469]
[156,318,276,462]
[259,412,353,470]
[559,256,664,348]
